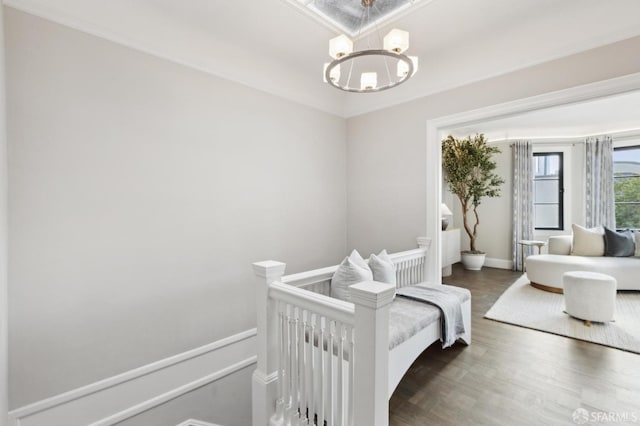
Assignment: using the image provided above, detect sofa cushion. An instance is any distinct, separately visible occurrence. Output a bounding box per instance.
[571,224,604,256]
[635,231,640,257]
[548,235,572,255]
[603,227,635,257]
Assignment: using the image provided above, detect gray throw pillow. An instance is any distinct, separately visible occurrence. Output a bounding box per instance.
[603,227,635,257]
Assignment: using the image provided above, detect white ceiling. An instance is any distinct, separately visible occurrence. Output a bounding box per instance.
[448,90,640,141]
[5,0,640,117]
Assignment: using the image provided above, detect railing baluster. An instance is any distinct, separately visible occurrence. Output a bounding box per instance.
[347,325,354,426]
[411,259,416,283]
[327,321,334,426]
[285,306,294,424]
[336,321,344,426]
[308,313,315,425]
[409,259,415,284]
[402,261,408,286]
[299,310,307,424]
[275,302,285,422]
[317,314,325,426]
[291,309,299,424]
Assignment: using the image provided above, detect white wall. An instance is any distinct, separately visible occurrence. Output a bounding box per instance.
[346,35,640,262]
[113,365,253,426]
[0,4,9,426]
[6,7,347,411]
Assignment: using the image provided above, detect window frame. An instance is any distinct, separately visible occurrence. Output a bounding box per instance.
[613,144,640,231]
[533,152,564,231]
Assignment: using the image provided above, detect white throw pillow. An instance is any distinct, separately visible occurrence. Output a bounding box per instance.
[635,231,640,257]
[330,250,373,301]
[571,224,604,256]
[347,249,369,271]
[369,249,397,286]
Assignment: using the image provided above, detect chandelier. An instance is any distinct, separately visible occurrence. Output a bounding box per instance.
[323,0,418,93]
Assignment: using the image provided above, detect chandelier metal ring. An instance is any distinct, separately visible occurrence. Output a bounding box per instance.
[324,49,414,93]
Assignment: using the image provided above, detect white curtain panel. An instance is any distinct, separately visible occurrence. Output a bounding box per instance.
[585,136,615,229]
[512,140,534,271]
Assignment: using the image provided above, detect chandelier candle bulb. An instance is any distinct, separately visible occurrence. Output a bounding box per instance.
[361,72,377,90]
[384,29,410,53]
[329,34,353,59]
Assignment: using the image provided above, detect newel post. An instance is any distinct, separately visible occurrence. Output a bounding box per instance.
[349,281,396,426]
[252,261,286,426]
[417,236,432,283]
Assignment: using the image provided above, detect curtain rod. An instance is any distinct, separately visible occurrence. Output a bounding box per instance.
[503,129,640,147]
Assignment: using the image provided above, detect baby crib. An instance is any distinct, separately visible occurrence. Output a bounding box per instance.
[251,237,471,426]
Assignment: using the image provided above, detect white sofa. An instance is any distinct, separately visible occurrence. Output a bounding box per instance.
[526,235,640,292]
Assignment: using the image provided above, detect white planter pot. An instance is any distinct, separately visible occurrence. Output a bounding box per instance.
[461,252,486,271]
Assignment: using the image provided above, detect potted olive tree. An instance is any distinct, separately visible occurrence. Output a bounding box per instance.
[441,134,504,270]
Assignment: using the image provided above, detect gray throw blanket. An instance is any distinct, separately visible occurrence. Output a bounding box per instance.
[395,284,468,348]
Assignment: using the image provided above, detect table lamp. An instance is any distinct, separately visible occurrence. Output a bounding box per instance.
[441,203,453,231]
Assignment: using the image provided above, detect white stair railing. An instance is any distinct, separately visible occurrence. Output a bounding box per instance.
[252,238,428,426]
[253,262,395,426]
[270,281,355,426]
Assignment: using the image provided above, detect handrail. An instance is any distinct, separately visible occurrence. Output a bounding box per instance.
[269,281,355,325]
[281,265,336,287]
[387,248,426,263]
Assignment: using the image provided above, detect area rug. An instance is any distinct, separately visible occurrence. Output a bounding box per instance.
[484,274,640,354]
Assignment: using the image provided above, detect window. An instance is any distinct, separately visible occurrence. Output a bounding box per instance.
[613,145,640,229]
[533,152,564,230]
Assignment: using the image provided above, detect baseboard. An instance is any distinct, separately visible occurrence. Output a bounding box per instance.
[9,329,257,426]
[484,257,513,270]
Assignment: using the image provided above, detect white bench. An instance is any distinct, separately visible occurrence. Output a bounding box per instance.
[251,237,471,426]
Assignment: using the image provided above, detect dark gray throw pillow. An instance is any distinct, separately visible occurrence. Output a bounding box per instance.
[603,227,635,257]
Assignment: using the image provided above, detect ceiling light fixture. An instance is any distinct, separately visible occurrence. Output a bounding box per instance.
[323,0,418,93]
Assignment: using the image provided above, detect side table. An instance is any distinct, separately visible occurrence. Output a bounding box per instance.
[518,239,546,272]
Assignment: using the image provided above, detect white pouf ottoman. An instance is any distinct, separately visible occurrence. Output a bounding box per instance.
[563,271,617,326]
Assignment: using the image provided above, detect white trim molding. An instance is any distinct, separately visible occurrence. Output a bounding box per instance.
[9,330,257,426]
[484,258,513,270]
[176,420,222,426]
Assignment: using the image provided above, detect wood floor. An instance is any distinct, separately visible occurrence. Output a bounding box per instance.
[389,264,640,426]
